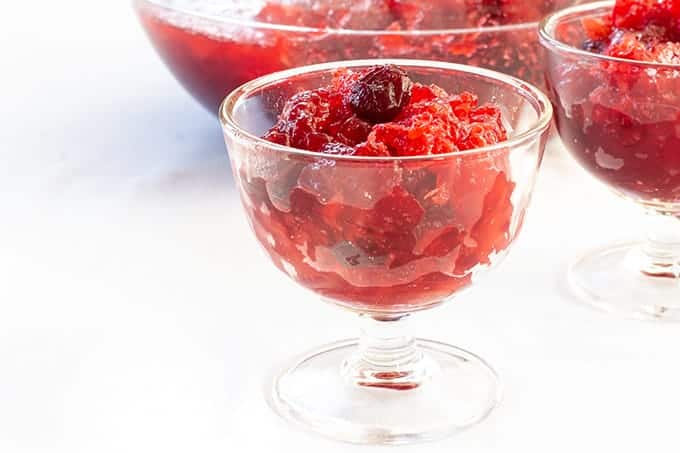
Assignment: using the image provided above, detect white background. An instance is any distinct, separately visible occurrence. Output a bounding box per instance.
[2,2,679,452]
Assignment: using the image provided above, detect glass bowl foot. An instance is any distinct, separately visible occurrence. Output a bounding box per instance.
[569,242,680,321]
[267,339,501,445]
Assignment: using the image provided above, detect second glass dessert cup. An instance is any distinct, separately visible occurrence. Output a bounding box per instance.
[220,60,551,444]
[541,2,680,320]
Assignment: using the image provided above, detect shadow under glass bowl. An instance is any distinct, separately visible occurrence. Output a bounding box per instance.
[220,59,551,444]
[135,0,584,113]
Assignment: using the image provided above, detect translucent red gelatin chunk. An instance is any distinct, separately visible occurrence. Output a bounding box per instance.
[243,65,513,310]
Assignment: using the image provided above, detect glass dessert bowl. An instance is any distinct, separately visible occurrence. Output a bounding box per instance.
[135,0,583,113]
[541,1,680,320]
[220,59,551,444]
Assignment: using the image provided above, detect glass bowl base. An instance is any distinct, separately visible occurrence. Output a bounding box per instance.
[569,242,680,321]
[267,339,501,445]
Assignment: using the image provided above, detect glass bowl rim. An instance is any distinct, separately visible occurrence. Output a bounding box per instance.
[219,59,553,162]
[539,0,680,69]
[135,0,552,36]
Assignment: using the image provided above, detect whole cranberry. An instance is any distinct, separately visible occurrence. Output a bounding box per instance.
[347,65,413,123]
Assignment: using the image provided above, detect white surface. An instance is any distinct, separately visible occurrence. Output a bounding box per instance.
[2,2,679,452]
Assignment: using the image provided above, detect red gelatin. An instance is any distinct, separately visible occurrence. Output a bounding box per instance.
[236,66,515,312]
[136,0,578,112]
[266,66,508,157]
[547,0,680,204]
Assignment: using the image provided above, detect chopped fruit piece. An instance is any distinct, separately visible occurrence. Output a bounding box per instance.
[582,16,613,41]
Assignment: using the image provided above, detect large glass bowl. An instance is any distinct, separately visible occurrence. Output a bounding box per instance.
[220,59,551,444]
[135,0,582,113]
[540,2,680,320]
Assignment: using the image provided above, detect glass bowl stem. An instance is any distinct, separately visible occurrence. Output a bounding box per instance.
[639,211,680,278]
[343,315,431,390]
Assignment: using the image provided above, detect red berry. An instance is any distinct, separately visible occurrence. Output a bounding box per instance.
[347,65,413,123]
[582,16,613,42]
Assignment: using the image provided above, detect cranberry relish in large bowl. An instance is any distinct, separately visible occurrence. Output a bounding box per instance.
[221,61,551,313]
[136,0,585,112]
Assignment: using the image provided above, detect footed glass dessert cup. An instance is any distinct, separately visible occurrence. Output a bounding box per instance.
[220,60,551,444]
[541,2,680,320]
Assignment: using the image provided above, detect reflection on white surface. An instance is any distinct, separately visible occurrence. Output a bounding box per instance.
[1,2,679,452]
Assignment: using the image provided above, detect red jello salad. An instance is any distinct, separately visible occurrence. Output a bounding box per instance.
[264,65,508,156]
[138,0,571,111]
